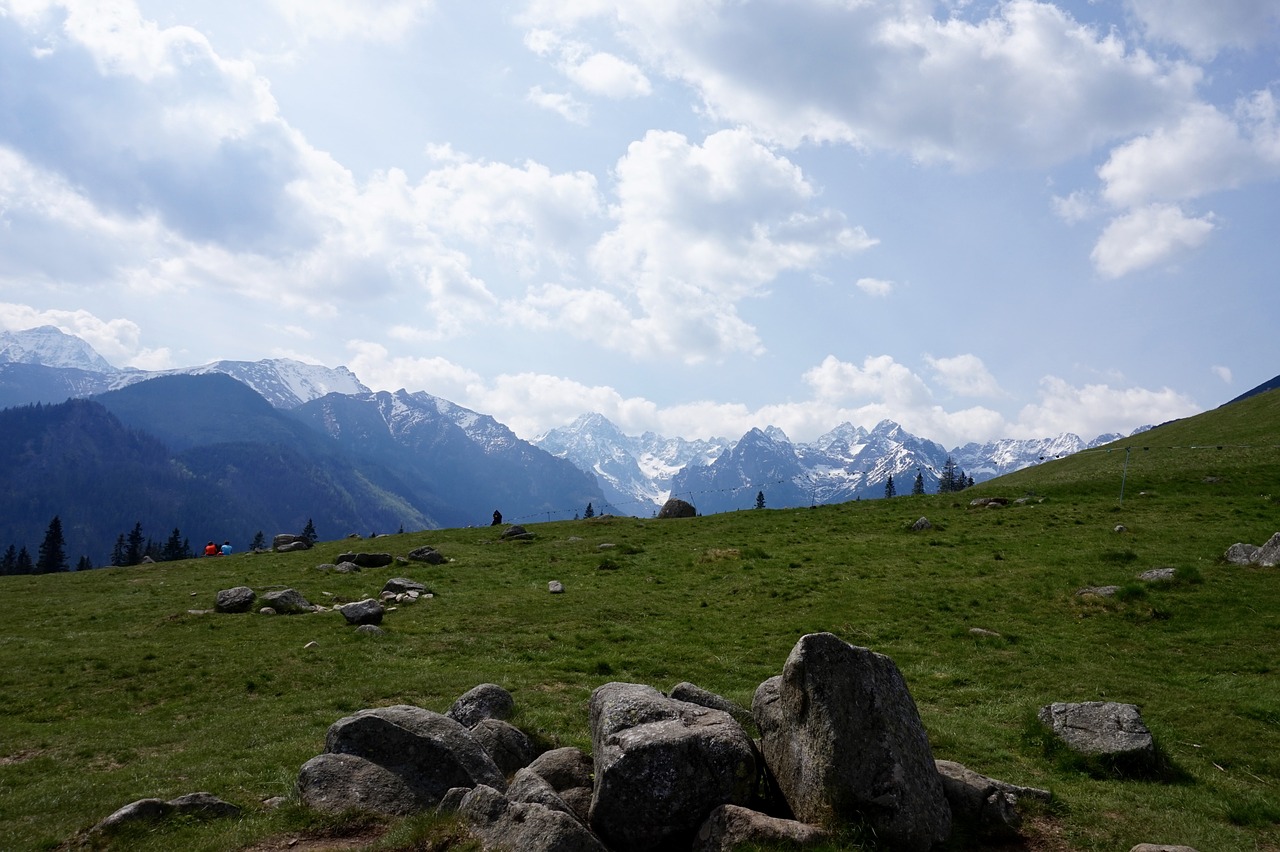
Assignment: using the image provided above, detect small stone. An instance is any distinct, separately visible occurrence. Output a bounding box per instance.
[548,580,565,594]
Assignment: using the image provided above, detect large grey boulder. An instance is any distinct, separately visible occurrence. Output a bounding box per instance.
[527,747,594,791]
[1037,701,1156,772]
[297,752,432,815]
[656,498,696,519]
[214,586,256,613]
[459,784,607,852]
[471,718,536,776]
[449,683,515,728]
[752,632,951,852]
[507,767,581,820]
[693,804,829,852]
[1255,532,1280,566]
[260,588,313,614]
[1224,543,1258,564]
[317,705,505,808]
[407,545,446,564]
[338,598,385,626]
[383,577,428,595]
[588,682,758,852]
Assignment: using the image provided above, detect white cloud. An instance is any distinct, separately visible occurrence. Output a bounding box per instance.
[1126,0,1280,58]
[527,0,1200,167]
[803,354,933,408]
[0,303,142,365]
[566,51,652,98]
[268,0,435,42]
[1098,98,1280,208]
[1015,376,1200,437]
[527,86,590,124]
[1091,203,1215,278]
[1052,190,1097,224]
[579,128,874,362]
[1212,365,1233,383]
[925,354,1004,398]
[855,277,894,297]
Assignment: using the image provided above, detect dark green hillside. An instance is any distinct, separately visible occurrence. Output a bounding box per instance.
[0,391,1277,851]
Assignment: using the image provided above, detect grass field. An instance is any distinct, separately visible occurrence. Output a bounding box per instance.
[1,391,1278,851]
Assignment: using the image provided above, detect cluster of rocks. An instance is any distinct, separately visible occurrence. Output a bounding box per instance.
[212,576,432,627]
[1224,532,1280,566]
[1075,566,1185,598]
[294,633,1084,852]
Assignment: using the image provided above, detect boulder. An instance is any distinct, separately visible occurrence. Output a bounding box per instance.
[549,580,565,594]
[260,588,313,614]
[935,759,1049,839]
[273,533,311,551]
[337,552,394,568]
[1255,532,1280,566]
[693,804,829,852]
[318,705,506,808]
[338,598,385,626]
[407,545,446,564]
[500,525,533,540]
[912,517,932,531]
[470,718,536,776]
[214,586,256,613]
[1224,542,1259,565]
[506,766,581,820]
[1076,585,1120,597]
[669,681,754,730]
[448,683,515,728]
[1037,701,1156,772]
[752,632,950,851]
[1137,568,1176,582]
[527,746,594,792]
[355,624,385,636]
[92,792,240,833]
[588,682,758,852]
[459,784,607,852]
[297,752,431,815]
[383,577,428,595]
[656,498,697,519]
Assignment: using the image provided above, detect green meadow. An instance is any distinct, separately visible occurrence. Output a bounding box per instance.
[1,391,1278,851]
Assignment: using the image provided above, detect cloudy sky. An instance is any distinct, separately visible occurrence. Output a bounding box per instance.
[2,0,1278,447]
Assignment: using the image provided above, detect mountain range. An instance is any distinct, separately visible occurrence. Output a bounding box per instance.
[0,325,1152,563]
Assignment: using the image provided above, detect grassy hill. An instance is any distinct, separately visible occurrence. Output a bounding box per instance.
[1,392,1278,851]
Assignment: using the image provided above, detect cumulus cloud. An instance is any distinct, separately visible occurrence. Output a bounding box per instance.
[1127,0,1280,58]
[1212,365,1233,383]
[803,355,933,408]
[1091,203,1215,278]
[1015,376,1200,437]
[925,354,1004,398]
[524,27,651,98]
[524,0,1200,167]
[576,128,873,362]
[268,0,435,43]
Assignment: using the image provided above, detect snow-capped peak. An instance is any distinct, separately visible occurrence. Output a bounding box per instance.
[0,326,117,373]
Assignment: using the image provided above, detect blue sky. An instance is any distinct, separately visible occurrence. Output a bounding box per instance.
[2,0,1278,447]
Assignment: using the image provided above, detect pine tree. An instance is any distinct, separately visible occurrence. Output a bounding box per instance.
[938,457,960,493]
[76,555,94,571]
[35,515,68,574]
[161,528,190,562]
[251,531,266,552]
[755,491,766,509]
[884,475,896,498]
[912,472,925,495]
[301,518,318,545]
[583,502,595,519]
[125,523,145,566]
[1,544,16,576]
[111,534,126,567]
[15,546,33,574]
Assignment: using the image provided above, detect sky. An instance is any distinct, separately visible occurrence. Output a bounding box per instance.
[1,0,1278,448]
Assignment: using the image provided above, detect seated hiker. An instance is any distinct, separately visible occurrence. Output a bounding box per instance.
[203,541,219,557]
[220,541,232,556]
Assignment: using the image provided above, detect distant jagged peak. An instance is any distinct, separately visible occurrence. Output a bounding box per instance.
[0,325,117,373]
[181,358,370,409]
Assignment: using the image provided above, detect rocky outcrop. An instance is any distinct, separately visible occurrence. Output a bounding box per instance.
[936,759,1050,839]
[588,682,757,852]
[753,632,951,851]
[407,545,446,564]
[92,792,240,834]
[693,804,829,852]
[214,586,255,613]
[459,784,607,852]
[337,551,394,568]
[1224,532,1280,566]
[449,683,515,728]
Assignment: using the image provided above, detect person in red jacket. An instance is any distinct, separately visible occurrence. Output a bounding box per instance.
[204,541,219,557]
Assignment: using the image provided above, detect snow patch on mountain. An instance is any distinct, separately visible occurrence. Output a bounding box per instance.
[0,326,118,373]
